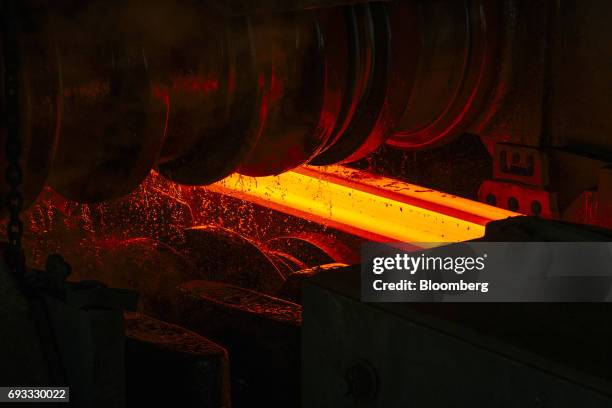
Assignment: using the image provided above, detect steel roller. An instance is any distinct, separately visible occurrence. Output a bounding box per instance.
[0,0,499,206]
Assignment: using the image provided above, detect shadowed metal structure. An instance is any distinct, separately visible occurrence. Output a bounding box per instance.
[0,0,610,232]
[1,1,612,407]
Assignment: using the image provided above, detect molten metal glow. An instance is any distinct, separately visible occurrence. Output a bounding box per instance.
[208,165,518,243]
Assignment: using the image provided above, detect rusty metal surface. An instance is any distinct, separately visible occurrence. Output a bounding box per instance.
[125,311,231,408]
[173,280,301,407]
[277,262,348,303]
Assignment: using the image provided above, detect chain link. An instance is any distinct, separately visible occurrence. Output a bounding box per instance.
[2,0,25,275]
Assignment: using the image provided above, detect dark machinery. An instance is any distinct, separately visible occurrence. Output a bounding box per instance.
[2,1,612,408]
[1,0,611,229]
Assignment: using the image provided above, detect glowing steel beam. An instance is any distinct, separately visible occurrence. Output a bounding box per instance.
[208,165,518,243]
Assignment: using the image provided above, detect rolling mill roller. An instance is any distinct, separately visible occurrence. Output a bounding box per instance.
[1,0,502,207]
[309,0,416,165]
[46,0,168,203]
[386,0,501,150]
[3,1,612,407]
[134,0,262,186]
[234,7,345,176]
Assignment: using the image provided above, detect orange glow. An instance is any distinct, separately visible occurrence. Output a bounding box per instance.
[208,165,518,243]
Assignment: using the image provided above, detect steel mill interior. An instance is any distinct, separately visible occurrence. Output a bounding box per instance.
[1,0,612,407]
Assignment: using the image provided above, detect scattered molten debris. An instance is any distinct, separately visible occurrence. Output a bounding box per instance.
[210,165,519,243]
[18,164,516,285]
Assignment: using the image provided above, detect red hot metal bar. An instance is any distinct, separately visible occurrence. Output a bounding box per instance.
[207,165,518,243]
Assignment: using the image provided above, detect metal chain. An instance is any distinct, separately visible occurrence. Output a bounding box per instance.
[2,0,25,276]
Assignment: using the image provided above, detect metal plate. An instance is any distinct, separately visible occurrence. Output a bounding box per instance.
[181,224,285,295]
[303,266,612,407]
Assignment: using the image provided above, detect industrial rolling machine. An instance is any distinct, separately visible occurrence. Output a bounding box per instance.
[1,1,612,407]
